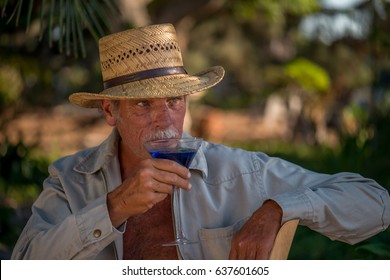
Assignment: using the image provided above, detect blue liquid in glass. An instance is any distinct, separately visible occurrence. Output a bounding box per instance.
[150,148,197,167]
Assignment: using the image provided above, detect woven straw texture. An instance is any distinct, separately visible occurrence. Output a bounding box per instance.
[69,24,224,108]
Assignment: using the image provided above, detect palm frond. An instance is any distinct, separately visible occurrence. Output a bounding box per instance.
[1,0,120,58]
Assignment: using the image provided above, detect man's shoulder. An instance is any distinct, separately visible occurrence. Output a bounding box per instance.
[197,141,267,184]
[203,141,253,158]
[50,146,99,172]
[202,141,262,168]
[50,129,118,174]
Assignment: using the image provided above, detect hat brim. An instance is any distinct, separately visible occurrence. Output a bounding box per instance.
[69,66,224,108]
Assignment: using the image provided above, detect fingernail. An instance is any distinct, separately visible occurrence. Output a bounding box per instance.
[188,183,192,190]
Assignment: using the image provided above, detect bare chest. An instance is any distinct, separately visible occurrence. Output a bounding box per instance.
[122,197,178,259]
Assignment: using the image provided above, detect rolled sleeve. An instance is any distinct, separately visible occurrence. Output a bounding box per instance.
[271,188,315,224]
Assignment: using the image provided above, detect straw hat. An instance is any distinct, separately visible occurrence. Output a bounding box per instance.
[69,23,225,108]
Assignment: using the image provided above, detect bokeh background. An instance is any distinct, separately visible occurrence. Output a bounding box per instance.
[1,0,389,259]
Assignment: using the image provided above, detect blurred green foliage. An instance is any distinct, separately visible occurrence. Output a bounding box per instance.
[284,58,330,93]
[0,138,49,259]
[0,65,23,105]
[230,0,320,20]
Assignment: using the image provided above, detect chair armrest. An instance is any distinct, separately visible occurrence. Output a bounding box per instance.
[269,219,299,260]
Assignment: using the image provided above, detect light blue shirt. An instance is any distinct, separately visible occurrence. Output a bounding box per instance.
[11,129,390,259]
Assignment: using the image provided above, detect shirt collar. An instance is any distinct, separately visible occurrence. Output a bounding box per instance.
[182,132,208,179]
[73,128,119,174]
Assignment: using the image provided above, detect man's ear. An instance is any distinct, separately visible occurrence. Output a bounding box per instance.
[100,100,117,126]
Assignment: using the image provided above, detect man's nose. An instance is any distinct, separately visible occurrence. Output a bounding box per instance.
[151,105,172,127]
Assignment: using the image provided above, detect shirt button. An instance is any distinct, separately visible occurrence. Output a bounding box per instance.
[93,229,102,238]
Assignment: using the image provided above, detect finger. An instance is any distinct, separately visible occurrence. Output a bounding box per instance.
[236,250,246,260]
[228,246,238,260]
[151,181,174,194]
[150,192,169,205]
[150,158,191,180]
[229,238,247,260]
[152,171,191,190]
[137,160,191,191]
[235,243,269,260]
[254,246,268,260]
[237,246,260,260]
[138,188,169,211]
[245,247,257,260]
[150,166,191,191]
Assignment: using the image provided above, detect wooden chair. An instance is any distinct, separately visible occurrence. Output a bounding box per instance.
[269,219,299,260]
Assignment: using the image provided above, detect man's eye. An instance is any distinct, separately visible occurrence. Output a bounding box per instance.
[168,97,183,105]
[137,101,149,107]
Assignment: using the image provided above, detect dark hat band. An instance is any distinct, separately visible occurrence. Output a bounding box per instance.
[103,66,187,90]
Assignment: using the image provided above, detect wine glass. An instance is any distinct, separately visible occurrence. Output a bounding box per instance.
[144,137,202,246]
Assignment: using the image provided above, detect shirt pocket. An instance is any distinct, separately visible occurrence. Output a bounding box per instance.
[198,217,249,260]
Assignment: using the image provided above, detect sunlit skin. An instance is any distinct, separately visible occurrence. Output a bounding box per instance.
[100,96,282,260]
[102,97,191,227]
[103,96,186,163]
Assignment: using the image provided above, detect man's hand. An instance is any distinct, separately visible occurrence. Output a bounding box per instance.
[107,158,191,227]
[229,200,283,260]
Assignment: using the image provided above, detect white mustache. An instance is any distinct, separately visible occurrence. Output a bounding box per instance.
[145,129,179,141]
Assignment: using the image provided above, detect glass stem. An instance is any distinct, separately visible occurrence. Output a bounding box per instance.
[173,185,184,240]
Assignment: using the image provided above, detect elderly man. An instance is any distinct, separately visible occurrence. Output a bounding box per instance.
[12,24,390,260]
